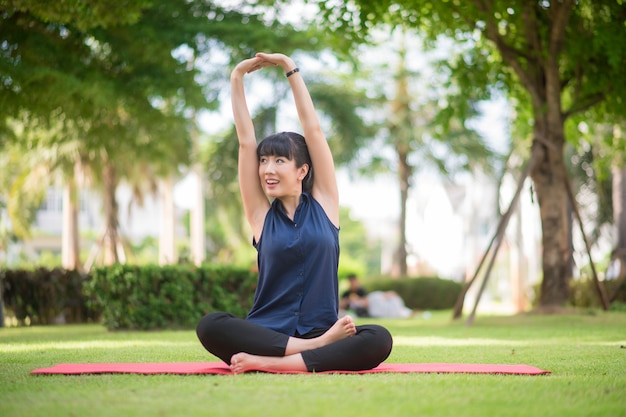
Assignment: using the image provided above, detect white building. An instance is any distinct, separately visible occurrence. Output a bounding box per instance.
[13,182,187,265]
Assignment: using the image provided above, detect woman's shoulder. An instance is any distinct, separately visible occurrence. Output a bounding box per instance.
[305,193,339,232]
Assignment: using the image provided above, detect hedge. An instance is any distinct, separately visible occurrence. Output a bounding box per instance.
[86,264,258,330]
[1,265,258,329]
[367,276,464,310]
[2,267,467,328]
[1,267,100,325]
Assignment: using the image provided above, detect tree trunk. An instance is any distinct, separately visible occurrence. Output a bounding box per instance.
[61,175,82,272]
[190,168,205,266]
[159,176,176,265]
[530,33,573,307]
[613,164,626,250]
[102,162,120,265]
[190,113,205,266]
[189,104,205,266]
[609,163,626,301]
[480,0,576,308]
[396,149,410,277]
[391,42,411,278]
[530,118,571,307]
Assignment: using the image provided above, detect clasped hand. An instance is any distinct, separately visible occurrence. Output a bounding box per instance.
[232,52,296,77]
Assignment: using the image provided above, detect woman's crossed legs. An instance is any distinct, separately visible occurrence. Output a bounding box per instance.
[196,312,392,373]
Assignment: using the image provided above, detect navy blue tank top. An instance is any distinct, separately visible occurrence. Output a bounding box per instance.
[247,192,339,335]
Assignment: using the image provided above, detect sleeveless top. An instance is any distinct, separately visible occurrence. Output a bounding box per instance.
[246,192,339,335]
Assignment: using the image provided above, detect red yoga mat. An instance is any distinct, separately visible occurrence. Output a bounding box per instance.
[30,362,550,375]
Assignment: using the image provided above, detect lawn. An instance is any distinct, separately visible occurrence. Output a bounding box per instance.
[1,310,625,417]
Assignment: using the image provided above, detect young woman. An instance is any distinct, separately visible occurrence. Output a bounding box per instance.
[196,52,393,374]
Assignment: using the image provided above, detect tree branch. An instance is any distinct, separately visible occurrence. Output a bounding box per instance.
[472,1,542,107]
[544,0,574,125]
[549,0,574,57]
[522,2,544,69]
[563,92,606,120]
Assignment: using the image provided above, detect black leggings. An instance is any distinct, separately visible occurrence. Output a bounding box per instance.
[196,312,393,372]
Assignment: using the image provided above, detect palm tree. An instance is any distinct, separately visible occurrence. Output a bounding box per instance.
[0,120,84,269]
[373,33,496,276]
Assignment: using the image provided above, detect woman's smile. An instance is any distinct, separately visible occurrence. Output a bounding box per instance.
[265,178,279,189]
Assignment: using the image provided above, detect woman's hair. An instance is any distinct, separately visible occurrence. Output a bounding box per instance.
[257,131,313,193]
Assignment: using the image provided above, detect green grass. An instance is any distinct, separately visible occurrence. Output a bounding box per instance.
[1,310,625,417]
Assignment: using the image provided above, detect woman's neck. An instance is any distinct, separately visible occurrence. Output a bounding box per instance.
[278,193,302,221]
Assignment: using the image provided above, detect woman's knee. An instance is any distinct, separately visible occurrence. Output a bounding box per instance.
[362,324,393,359]
[196,311,233,340]
[376,325,394,356]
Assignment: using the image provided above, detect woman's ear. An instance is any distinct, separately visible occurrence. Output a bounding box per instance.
[298,164,309,181]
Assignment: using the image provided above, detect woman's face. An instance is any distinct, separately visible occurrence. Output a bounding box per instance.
[258,155,308,198]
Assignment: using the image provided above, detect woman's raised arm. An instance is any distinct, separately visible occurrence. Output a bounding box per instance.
[231,57,271,240]
[255,53,339,227]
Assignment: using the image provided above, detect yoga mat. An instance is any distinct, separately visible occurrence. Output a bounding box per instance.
[31,362,550,375]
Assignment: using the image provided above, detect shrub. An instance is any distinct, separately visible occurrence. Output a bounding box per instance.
[1,267,99,325]
[568,277,626,308]
[86,264,257,330]
[1,264,258,329]
[367,276,463,310]
[529,275,626,309]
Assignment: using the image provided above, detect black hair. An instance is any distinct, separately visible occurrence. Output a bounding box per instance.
[257,131,313,193]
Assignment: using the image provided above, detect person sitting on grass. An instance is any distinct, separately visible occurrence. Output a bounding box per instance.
[340,274,370,317]
[340,274,414,319]
[195,52,393,374]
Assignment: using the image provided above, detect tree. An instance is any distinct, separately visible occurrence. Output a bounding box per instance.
[582,119,626,255]
[320,0,626,307]
[1,0,319,266]
[338,206,375,277]
[349,30,495,276]
[572,119,626,300]
[2,0,200,265]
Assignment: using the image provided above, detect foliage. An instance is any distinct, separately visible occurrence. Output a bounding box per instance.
[530,276,626,309]
[1,267,99,325]
[368,276,463,310]
[338,206,377,277]
[0,0,151,30]
[339,0,626,119]
[332,29,500,276]
[316,0,626,306]
[0,0,321,244]
[0,141,48,239]
[86,264,257,330]
[1,264,258,329]
[1,0,317,132]
[565,141,614,244]
[565,119,626,247]
[569,276,626,309]
[307,75,379,165]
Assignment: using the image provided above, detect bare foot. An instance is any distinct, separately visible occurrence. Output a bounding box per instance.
[284,316,356,355]
[318,315,356,346]
[230,352,307,374]
[230,352,264,374]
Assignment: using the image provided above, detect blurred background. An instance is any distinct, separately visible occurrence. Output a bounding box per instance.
[2,0,625,323]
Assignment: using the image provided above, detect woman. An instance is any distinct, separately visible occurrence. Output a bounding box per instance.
[196,52,393,374]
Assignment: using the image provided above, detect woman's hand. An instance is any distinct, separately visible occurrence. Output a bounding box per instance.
[231,56,264,79]
[254,52,296,72]
[231,53,296,79]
